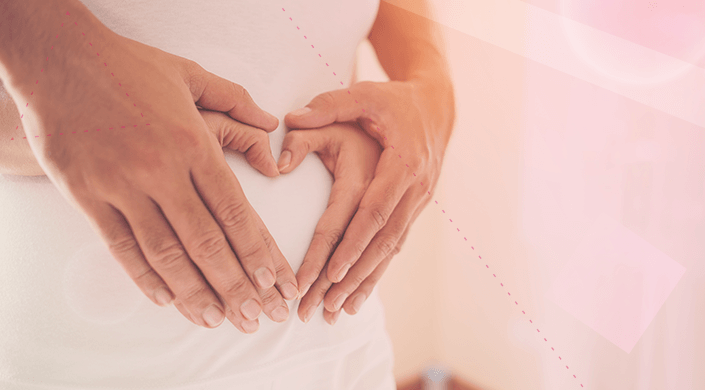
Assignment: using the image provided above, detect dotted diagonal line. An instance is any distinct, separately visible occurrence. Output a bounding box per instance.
[281,6,584,388]
[7,10,151,143]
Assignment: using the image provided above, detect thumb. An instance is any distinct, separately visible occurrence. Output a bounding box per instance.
[278,129,333,174]
[284,87,367,130]
[186,62,279,132]
[199,110,279,178]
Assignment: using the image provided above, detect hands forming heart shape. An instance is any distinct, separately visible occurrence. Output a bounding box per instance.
[1,4,454,333]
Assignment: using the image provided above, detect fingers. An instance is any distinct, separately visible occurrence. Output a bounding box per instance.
[152,168,269,328]
[86,201,175,308]
[284,88,363,130]
[280,125,375,300]
[112,194,228,328]
[341,250,394,316]
[297,261,333,324]
[248,201,298,324]
[277,128,330,174]
[293,168,368,303]
[199,109,279,177]
[323,223,412,325]
[323,190,417,312]
[249,203,299,300]
[323,252,395,325]
[185,62,278,132]
[325,149,412,283]
[188,161,277,292]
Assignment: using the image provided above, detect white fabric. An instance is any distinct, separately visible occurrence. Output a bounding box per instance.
[0,0,395,389]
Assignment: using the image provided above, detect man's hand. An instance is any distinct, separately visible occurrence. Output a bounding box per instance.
[0,1,298,334]
[284,79,454,320]
[277,121,381,324]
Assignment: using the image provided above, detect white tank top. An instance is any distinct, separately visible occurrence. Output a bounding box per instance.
[0,0,384,388]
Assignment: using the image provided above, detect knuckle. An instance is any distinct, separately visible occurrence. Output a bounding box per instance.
[352,240,368,259]
[345,272,366,289]
[237,242,269,265]
[253,130,269,145]
[246,137,271,165]
[375,235,398,257]
[179,283,212,306]
[314,91,337,109]
[288,131,309,152]
[189,232,228,264]
[214,199,250,229]
[260,289,280,308]
[221,276,251,300]
[392,243,403,256]
[365,205,389,231]
[149,241,187,271]
[314,229,344,253]
[132,266,158,285]
[107,235,140,257]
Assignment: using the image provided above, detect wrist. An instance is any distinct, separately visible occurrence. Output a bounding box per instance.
[409,75,455,142]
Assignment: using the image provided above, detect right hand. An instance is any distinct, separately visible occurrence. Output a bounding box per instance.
[9,25,298,334]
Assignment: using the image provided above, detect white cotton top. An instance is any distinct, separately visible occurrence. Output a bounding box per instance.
[0,0,394,389]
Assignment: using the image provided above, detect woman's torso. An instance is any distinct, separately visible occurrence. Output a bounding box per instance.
[0,0,383,388]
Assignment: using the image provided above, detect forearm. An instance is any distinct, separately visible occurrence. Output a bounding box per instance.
[368,0,455,138]
[368,1,451,87]
[0,0,108,89]
[0,0,111,176]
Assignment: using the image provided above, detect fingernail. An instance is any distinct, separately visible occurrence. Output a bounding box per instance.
[335,263,351,283]
[332,294,347,312]
[290,106,311,116]
[350,294,366,314]
[203,305,225,328]
[297,284,311,300]
[242,319,259,334]
[254,267,275,288]
[240,298,262,321]
[278,150,291,172]
[303,305,316,323]
[330,310,342,326]
[281,282,298,300]
[154,287,173,307]
[272,304,289,322]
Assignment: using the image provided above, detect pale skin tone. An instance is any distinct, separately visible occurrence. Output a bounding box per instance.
[0,0,454,328]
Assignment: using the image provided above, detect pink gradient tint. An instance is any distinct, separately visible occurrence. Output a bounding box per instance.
[523,0,705,72]
[547,213,685,353]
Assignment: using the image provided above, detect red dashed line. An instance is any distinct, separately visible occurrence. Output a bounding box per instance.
[7,10,149,143]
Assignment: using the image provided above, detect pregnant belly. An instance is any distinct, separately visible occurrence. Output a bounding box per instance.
[0,145,336,386]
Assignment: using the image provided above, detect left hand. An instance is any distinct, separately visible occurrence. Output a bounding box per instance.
[277,121,382,324]
[283,79,455,323]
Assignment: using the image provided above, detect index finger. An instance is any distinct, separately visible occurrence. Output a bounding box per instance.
[184,62,278,131]
[295,171,367,299]
[325,149,413,283]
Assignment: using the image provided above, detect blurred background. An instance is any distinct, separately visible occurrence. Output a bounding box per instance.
[360,1,705,389]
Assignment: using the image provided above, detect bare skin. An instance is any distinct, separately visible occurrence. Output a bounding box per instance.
[286,0,456,324]
[0,0,299,334]
[1,0,455,329]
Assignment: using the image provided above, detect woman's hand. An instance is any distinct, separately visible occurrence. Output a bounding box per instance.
[0,4,299,334]
[277,121,382,324]
[284,79,454,321]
